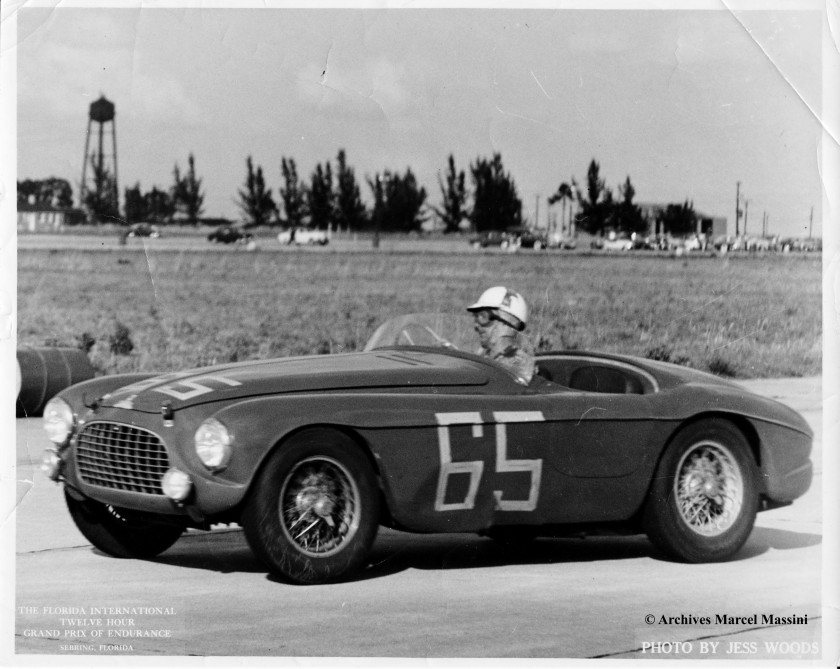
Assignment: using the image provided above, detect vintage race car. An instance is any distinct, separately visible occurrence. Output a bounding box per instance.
[277,227,330,246]
[42,314,813,584]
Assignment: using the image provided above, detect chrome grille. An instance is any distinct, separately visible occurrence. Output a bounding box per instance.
[76,422,169,495]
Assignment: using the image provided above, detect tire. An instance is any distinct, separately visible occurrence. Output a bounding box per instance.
[64,489,184,558]
[242,429,380,584]
[643,419,758,563]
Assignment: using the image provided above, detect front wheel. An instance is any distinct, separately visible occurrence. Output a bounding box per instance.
[643,419,758,562]
[65,489,184,558]
[242,429,380,584]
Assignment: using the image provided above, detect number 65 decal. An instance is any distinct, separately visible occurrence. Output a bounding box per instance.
[434,411,544,512]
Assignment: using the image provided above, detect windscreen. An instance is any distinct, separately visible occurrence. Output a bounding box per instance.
[363,313,478,353]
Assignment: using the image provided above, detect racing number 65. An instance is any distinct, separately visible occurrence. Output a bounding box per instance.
[434,411,544,512]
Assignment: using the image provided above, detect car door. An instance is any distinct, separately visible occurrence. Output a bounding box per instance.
[520,355,666,524]
[423,357,665,529]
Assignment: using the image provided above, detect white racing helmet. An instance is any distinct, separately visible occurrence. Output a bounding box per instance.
[467,286,528,331]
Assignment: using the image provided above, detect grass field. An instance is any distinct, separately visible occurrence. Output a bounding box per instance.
[17,245,821,379]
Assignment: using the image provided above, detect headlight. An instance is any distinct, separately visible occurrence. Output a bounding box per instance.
[43,397,74,444]
[162,468,192,501]
[41,449,62,480]
[194,418,232,471]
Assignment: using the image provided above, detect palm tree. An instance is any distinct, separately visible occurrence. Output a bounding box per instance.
[548,181,574,234]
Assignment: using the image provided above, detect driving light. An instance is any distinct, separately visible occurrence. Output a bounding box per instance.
[41,449,62,480]
[162,468,192,501]
[194,418,232,471]
[43,397,74,445]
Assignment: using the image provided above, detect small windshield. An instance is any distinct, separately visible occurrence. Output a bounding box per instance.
[363,313,477,352]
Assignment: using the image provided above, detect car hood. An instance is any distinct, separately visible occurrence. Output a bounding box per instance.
[99,349,490,412]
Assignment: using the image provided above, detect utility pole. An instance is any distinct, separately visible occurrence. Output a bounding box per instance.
[809,206,814,238]
[743,199,751,236]
[762,211,766,238]
[735,181,741,237]
[535,194,540,230]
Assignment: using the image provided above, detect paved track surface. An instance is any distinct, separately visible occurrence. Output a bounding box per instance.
[9,377,826,660]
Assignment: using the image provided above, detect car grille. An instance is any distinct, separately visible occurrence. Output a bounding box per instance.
[75,422,169,495]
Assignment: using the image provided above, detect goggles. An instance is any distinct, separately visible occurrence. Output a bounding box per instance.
[472,310,496,326]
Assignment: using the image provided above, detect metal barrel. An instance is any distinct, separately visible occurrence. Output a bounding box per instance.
[16,346,95,417]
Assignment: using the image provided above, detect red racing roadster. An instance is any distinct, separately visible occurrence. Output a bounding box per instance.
[42,314,813,584]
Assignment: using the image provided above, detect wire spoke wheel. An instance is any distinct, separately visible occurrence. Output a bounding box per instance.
[243,429,380,584]
[279,457,360,557]
[674,442,744,537]
[643,418,758,563]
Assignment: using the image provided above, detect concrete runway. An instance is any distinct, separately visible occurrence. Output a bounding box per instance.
[9,377,826,660]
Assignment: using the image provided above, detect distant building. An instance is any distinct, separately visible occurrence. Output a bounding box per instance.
[637,202,727,238]
[17,201,86,232]
[699,214,728,239]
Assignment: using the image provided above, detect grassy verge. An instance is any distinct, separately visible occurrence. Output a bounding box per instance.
[18,248,821,379]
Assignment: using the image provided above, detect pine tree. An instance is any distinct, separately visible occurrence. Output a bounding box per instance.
[171,154,205,225]
[434,154,467,234]
[615,175,646,235]
[574,159,613,235]
[469,153,522,233]
[279,157,307,228]
[124,182,147,224]
[334,149,367,231]
[307,162,335,230]
[367,169,428,233]
[237,156,276,228]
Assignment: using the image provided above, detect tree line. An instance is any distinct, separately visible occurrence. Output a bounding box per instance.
[236,150,521,234]
[19,152,699,237]
[555,160,698,238]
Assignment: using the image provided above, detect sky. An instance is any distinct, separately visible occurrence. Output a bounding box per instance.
[12,3,830,239]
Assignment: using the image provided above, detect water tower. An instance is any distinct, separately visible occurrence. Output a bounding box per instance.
[80,95,119,219]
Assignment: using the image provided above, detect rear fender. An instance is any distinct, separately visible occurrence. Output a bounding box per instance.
[637,411,763,520]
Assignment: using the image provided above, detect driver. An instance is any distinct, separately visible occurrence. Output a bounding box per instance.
[467,286,536,385]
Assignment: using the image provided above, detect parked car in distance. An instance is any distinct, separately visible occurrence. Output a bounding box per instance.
[207,225,254,244]
[548,233,578,250]
[602,235,633,251]
[469,230,511,249]
[277,227,330,246]
[630,235,657,250]
[507,227,549,250]
[127,223,161,239]
[778,237,820,253]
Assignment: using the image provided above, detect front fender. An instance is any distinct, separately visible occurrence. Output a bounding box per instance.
[209,393,437,486]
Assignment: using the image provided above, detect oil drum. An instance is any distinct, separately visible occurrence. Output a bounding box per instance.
[16,347,95,417]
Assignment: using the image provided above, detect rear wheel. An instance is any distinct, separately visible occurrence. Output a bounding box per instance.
[643,419,758,562]
[243,429,380,584]
[65,489,184,558]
